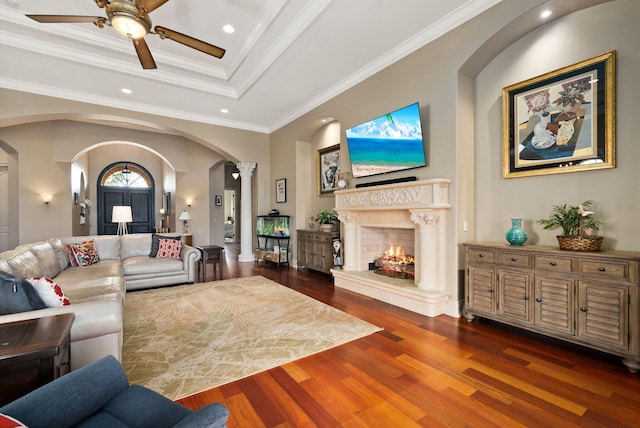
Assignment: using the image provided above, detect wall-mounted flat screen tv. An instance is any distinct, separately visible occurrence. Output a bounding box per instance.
[345,102,426,178]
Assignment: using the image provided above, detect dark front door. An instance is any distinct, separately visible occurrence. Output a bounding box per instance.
[98,187,154,234]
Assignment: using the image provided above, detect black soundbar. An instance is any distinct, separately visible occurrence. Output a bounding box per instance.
[355,176,417,188]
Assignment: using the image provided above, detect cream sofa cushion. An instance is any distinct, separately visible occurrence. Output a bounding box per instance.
[122,256,183,275]
[47,238,70,271]
[27,242,61,278]
[60,236,121,261]
[3,248,41,278]
[120,234,152,259]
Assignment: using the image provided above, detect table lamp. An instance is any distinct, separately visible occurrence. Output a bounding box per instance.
[179,210,191,234]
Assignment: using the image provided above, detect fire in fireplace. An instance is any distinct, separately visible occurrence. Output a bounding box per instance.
[374,246,415,280]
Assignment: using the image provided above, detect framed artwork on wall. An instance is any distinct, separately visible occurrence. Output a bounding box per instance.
[162,192,171,214]
[275,178,286,203]
[318,144,340,195]
[502,50,615,178]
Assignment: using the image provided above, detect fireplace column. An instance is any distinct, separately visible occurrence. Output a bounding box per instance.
[236,161,256,262]
[410,209,445,290]
[337,211,359,271]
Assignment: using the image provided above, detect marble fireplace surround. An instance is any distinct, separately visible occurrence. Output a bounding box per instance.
[332,179,451,317]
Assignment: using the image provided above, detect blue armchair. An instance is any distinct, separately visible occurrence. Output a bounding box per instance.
[0,355,228,428]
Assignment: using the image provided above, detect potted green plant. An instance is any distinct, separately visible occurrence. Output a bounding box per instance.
[316,208,339,232]
[537,200,603,251]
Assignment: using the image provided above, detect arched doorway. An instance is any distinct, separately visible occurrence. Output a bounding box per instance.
[97,162,155,234]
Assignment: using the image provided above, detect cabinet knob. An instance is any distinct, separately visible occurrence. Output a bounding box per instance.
[479,253,484,258]
[489,289,494,293]
[511,257,517,262]
[550,261,557,266]
[580,307,588,312]
[598,267,606,272]
[536,298,542,302]
[524,296,529,300]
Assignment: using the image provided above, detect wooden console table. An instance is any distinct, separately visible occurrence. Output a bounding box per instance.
[197,245,224,282]
[0,313,74,405]
[464,242,640,372]
[297,230,339,274]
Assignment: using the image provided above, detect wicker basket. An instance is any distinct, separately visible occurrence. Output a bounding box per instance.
[556,235,603,252]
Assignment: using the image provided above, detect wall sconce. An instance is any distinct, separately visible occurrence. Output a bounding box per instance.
[231,172,240,180]
[43,195,52,205]
[186,199,193,207]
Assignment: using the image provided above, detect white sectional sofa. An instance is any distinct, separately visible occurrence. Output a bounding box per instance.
[0,233,200,370]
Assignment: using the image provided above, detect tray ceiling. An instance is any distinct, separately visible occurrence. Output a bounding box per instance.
[0,0,502,132]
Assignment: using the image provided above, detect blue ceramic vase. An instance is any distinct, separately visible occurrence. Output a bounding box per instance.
[506,218,528,246]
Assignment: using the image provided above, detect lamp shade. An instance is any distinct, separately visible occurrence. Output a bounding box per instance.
[179,210,191,221]
[112,206,133,223]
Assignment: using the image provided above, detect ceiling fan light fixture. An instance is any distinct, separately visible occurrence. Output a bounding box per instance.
[107,1,151,39]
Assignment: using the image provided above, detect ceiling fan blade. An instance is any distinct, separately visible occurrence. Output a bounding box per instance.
[155,26,226,59]
[136,0,170,14]
[132,38,157,69]
[27,15,105,25]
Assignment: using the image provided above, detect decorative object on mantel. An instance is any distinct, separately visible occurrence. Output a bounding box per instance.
[505,218,528,246]
[316,208,339,232]
[537,200,603,251]
[334,171,350,190]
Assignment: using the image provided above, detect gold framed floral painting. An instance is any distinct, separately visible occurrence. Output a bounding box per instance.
[502,51,615,178]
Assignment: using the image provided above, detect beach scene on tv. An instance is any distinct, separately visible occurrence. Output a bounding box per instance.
[346,103,426,178]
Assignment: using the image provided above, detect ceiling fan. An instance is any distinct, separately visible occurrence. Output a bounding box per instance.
[26,0,226,70]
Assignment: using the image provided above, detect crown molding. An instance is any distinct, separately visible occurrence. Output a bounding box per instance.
[268,0,502,132]
[0,78,269,134]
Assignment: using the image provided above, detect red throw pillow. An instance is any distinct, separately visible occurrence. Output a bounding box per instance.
[25,277,70,307]
[64,243,79,267]
[156,238,183,259]
[0,413,27,428]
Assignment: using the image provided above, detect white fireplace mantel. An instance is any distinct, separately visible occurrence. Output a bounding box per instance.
[333,179,451,317]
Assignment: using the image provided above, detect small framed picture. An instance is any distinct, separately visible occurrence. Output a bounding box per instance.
[502,51,615,178]
[318,144,340,196]
[215,195,222,206]
[275,178,287,203]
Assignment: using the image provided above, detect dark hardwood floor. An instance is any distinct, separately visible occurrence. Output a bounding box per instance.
[178,244,640,427]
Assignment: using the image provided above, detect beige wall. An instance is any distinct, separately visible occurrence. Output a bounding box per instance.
[475,0,639,252]
[269,0,635,315]
[0,117,255,245]
[0,93,271,247]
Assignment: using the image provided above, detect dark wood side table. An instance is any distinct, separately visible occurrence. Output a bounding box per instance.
[197,245,224,282]
[0,313,74,406]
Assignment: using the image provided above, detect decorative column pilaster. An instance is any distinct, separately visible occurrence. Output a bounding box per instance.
[410,209,446,290]
[337,211,359,271]
[236,161,256,262]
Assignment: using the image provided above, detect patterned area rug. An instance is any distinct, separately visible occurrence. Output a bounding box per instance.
[122,275,381,400]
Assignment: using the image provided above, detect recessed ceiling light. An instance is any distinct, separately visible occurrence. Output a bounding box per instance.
[223,24,235,34]
[540,9,552,19]
[121,88,132,94]
[220,108,229,113]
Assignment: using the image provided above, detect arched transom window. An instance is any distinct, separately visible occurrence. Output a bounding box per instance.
[101,163,151,188]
